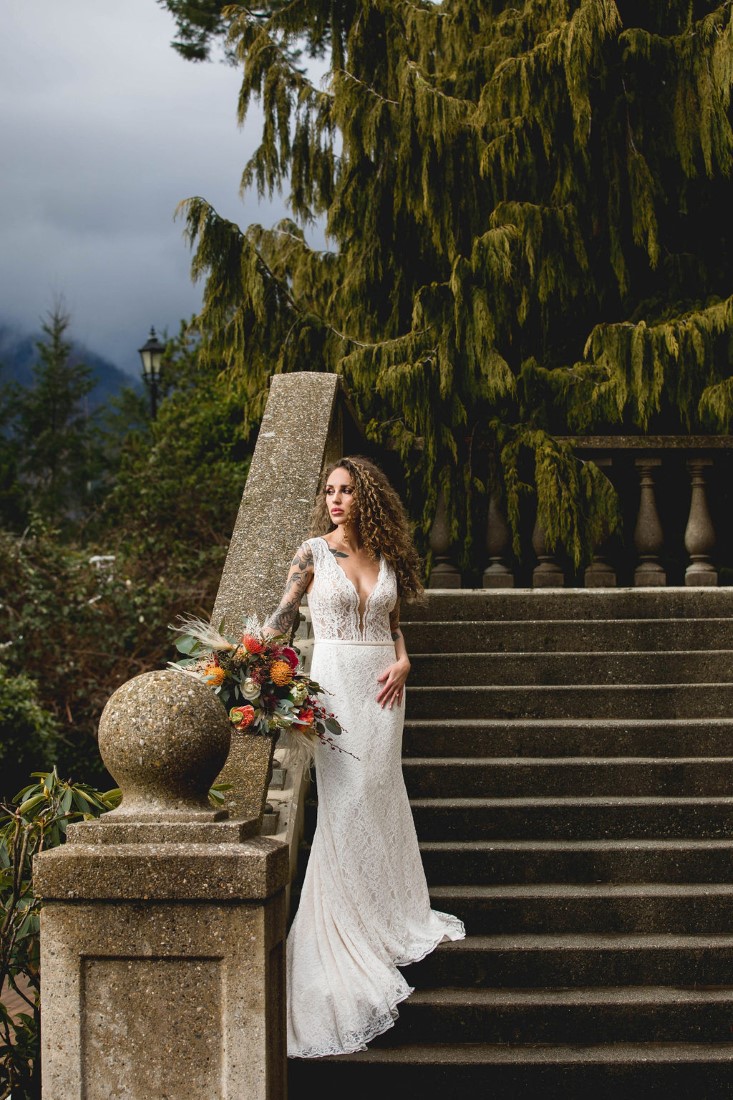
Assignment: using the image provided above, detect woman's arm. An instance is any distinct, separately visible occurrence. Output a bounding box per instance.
[376,600,411,709]
[263,542,314,639]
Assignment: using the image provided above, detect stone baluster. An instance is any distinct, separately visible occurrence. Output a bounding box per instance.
[483,489,514,588]
[633,457,666,586]
[532,515,564,587]
[685,457,717,586]
[584,540,617,587]
[35,670,288,1100]
[584,456,617,587]
[429,485,462,588]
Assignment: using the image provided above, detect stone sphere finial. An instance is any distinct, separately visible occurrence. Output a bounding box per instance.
[98,669,231,821]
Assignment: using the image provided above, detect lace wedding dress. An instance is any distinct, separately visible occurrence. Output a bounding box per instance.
[286,536,465,1059]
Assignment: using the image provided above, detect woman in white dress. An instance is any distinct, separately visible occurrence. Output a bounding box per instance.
[265,455,465,1059]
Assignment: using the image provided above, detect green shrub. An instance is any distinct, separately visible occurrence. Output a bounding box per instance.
[0,769,119,1099]
[0,669,58,803]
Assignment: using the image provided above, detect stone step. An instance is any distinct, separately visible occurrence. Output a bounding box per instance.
[288,1041,733,1099]
[418,839,733,885]
[403,757,733,799]
[409,650,733,685]
[403,932,733,989]
[402,717,733,758]
[402,588,733,622]
[403,618,733,653]
[371,985,733,1047]
[409,796,733,841]
[406,683,733,720]
[428,883,733,934]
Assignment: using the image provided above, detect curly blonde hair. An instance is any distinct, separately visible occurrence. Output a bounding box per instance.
[309,456,424,600]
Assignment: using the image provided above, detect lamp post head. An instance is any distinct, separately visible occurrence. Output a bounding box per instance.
[138,326,165,387]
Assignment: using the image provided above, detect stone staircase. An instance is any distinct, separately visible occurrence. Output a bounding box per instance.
[288,588,733,1098]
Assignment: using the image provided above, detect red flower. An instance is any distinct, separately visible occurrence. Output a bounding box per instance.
[280,646,300,670]
[297,708,315,726]
[241,633,264,654]
[229,705,256,730]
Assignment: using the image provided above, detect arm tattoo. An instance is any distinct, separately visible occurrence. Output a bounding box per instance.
[264,543,314,637]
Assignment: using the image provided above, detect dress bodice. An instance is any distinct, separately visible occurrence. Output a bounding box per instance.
[306,536,397,643]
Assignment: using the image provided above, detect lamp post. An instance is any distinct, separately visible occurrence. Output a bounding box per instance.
[137,327,165,419]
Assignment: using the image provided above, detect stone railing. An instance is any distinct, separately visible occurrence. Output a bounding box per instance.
[428,435,733,589]
[34,372,370,1099]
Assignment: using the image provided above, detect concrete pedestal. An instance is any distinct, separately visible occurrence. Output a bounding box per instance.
[35,669,290,1100]
[36,835,288,1100]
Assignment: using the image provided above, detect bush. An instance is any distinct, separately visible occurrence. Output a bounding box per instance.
[0,669,58,803]
[0,769,119,1099]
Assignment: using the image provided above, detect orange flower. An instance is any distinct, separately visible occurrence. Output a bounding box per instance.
[270,659,294,686]
[297,708,315,727]
[204,664,226,687]
[242,633,264,654]
[229,705,255,730]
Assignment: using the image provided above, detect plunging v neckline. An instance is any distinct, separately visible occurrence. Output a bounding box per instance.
[319,536,384,630]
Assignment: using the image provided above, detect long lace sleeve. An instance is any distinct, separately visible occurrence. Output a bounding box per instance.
[263,541,314,639]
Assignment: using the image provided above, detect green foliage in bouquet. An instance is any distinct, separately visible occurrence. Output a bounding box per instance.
[170,616,353,761]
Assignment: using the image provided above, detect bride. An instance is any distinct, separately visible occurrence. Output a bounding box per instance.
[265,455,465,1059]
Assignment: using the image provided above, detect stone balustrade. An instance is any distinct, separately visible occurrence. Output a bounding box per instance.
[428,436,733,589]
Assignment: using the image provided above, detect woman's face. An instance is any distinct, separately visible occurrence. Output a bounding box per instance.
[325,466,356,529]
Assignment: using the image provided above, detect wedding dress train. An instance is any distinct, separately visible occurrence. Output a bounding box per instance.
[286,536,465,1058]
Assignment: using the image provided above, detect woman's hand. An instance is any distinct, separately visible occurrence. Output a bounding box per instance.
[376,656,410,709]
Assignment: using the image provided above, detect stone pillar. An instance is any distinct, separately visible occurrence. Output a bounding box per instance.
[428,486,462,588]
[532,515,564,587]
[34,670,289,1100]
[633,457,666,586]
[483,490,514,588]
[584,456,617,588]
[685,457,717,586]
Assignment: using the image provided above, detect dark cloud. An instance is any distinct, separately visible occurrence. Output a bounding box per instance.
[0,0,292,375]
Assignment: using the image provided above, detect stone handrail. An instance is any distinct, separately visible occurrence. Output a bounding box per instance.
[211,372,368,828]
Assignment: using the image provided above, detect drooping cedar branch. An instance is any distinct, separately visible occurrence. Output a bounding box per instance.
[171,0,733,567]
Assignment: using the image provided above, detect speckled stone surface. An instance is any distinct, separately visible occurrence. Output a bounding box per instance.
[97,668,231,821]
[212,372,341,629]
[216,725,277,828]
[35,837,288,901]
[210,372,343,826]
[36,658,289,1100]
[40,898,286,1100]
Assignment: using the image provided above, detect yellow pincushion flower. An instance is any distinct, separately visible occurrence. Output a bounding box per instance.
[204,664,226,687]
[270,659,294,686]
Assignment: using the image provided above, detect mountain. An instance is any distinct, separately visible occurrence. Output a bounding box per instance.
[0,322,141,407]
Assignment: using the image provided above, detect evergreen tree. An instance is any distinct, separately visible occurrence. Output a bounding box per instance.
[157,0,233,61]
[14,307,98,526]
[102,320,252,572]
[0,372,25,530]
[169,0,733,568]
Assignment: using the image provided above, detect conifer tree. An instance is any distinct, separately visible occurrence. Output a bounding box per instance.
[168,0,733,568]
[15,307,97,525]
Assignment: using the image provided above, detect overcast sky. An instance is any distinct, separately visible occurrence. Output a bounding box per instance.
[0,0,297,375]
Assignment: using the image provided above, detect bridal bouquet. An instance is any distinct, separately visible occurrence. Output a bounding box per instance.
[169,614,354,764]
